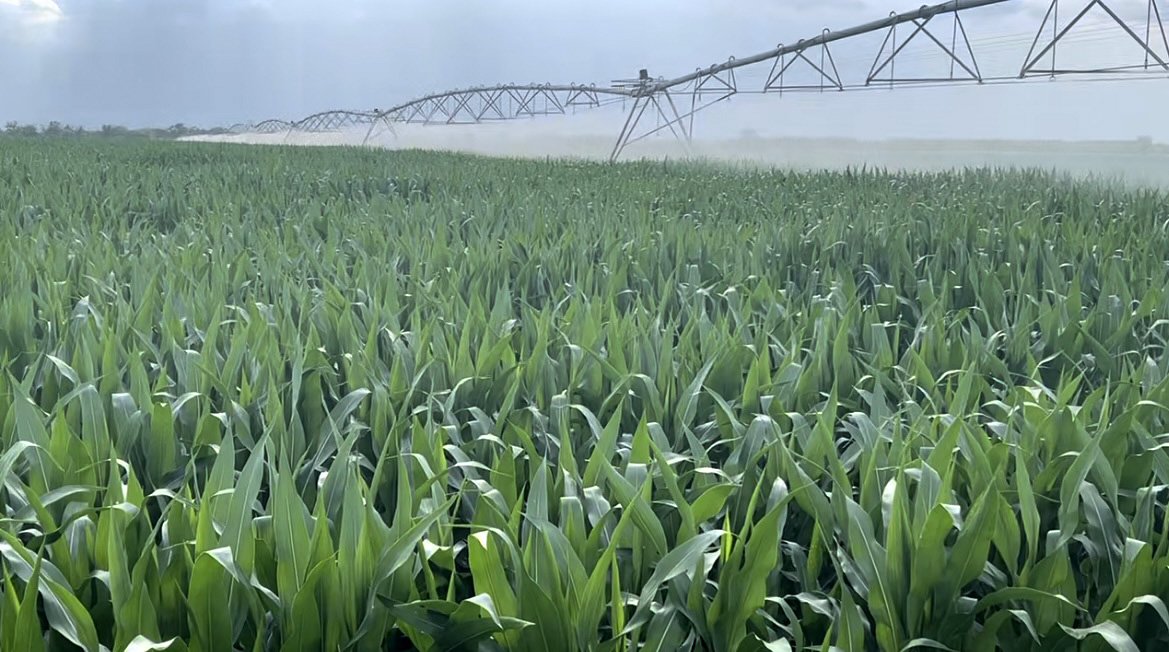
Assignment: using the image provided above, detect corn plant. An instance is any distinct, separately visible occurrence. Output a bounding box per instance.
[1,137,1168,650]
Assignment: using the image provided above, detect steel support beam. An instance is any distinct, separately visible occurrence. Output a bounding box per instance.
[1021,0,1169,77]
[764,32,844,93]
[610,86,691,162]
[647,0,1010,94]
[867,12,983,84]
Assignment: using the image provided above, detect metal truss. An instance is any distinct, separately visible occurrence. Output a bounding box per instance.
[1021,0,1169,76]
[606,62,743,161]
[866,9,983,84]
[253,120,292,135]
[765,32,844,93]
[280,85,618,135]
[283,110,401,146]
[610,94,691,160]
[688,60,741,142]
[608,0,1004,159]
[292,110,379,133]
[361,113,398,145]
[230,0,1168,161]
[255,84,620,146]
[376,84,615,125]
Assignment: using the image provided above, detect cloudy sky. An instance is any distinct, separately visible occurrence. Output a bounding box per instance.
[1,0,1167,141]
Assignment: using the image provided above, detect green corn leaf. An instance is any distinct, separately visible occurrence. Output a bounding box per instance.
[124,637,188,652]
[187,552,234,652]
[1058,621,1140,652]
[14,555,46,652]
[623,529,724,636]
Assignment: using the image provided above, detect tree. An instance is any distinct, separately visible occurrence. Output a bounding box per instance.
[2,121,38,136]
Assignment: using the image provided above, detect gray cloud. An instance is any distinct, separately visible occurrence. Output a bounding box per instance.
[0,0,62,24]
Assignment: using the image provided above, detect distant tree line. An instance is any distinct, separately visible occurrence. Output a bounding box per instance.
[2,121,229,139]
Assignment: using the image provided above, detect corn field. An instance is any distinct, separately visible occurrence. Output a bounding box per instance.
[2,138,1169,651]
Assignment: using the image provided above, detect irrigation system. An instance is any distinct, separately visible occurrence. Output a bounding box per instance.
[225,0,1169,161]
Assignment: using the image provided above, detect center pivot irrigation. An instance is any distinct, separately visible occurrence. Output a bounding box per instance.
[227,0,1169,161]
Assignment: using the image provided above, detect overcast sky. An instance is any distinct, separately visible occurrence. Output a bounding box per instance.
[2,0,1167,141]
